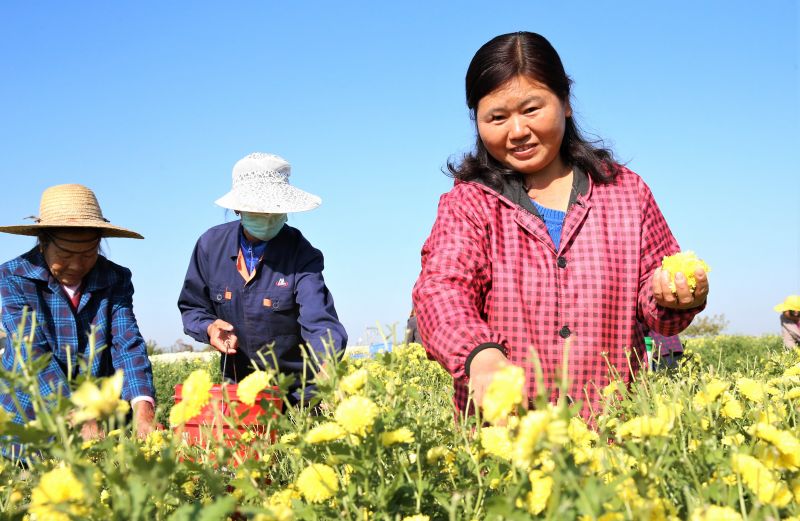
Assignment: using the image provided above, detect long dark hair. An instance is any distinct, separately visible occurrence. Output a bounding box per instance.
[448,32,620,189]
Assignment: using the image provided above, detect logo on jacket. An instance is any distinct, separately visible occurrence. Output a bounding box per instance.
[276,278,288,287]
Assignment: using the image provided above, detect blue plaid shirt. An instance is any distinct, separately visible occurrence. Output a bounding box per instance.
[0,248,154,425]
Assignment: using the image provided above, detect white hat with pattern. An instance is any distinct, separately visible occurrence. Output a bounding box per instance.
[214,153,321,213]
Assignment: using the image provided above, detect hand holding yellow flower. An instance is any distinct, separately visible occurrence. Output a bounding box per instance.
[661,251,711,292]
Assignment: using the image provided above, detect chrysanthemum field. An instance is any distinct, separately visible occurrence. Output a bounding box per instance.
[1,323,798,521]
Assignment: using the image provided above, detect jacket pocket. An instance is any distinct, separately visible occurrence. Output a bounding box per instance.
[209,285,234,321]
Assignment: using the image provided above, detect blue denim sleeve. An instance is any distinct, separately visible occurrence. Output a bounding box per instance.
[178,238,217,344]
[294,242,348,363]
[108,268,155,401]
[0,272,70,423]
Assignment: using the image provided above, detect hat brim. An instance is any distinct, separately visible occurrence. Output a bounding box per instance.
[214,184,321,213]
[775,304,800,312]
[0,221,143,239]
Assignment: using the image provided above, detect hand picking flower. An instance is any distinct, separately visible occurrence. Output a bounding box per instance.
[661,251,711,292]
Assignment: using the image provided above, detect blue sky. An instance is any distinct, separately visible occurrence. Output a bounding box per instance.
[1,1,797,347]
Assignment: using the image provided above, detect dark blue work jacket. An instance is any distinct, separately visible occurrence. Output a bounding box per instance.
[178,221,347,397]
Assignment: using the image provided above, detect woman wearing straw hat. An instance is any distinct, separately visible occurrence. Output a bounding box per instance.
[178,153,347,406]
[0,184,156,448]
[774,295,800,350]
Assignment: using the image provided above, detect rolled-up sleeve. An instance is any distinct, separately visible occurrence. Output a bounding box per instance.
[635,178,704,335]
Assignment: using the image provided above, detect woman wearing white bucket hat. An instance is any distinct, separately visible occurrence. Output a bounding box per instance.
[178,153,347,405]
[0,184,156,456]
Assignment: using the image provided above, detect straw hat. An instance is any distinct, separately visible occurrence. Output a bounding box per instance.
[214,153,321,213]
[0,184,143,239]
[774,295,800,313]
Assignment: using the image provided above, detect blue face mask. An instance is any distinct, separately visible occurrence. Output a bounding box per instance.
[240,212,287,241]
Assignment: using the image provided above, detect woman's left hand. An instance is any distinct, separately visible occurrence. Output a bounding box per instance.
[652,267,709,310]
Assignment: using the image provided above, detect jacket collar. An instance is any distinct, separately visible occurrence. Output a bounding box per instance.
[468,166,591,218]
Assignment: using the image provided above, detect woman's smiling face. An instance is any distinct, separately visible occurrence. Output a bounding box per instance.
[476,74,571,177]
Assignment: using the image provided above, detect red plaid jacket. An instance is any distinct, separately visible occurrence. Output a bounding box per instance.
[412,166,701,420]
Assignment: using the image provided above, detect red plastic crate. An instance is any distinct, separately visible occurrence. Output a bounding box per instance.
[172,383,282,447]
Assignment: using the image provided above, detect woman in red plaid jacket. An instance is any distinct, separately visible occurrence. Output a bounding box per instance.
[412,32,709,421]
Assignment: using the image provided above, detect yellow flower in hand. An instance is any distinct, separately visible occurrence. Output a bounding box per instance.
[661,251,710,292]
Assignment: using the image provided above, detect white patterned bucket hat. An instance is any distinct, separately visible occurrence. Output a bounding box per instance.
[214,153,322,213]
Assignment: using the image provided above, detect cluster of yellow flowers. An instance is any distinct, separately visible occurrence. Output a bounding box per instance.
[661,250,711,292]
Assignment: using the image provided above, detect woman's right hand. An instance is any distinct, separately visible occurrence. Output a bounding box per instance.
[467,348,518,409]
[207,319,238,354]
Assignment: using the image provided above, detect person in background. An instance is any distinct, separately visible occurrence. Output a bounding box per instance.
[404,308,424,345]
[774,295,800,350]
[649,331,684,370]
[412,32,708,422]
[178,153,347,405]
[0,184,156,453]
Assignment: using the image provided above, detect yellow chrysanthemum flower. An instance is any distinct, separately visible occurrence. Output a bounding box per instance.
[785,363,800,377]
[568,416,598,447]
[339,368,368,395]
[305,422,347,444]
[601,379,623,399]
[690,505,742,521]
[426,446,454,465]
[481,364,525,425]
[335,395,379,436]
[266,486,301,508]
[785,387,800,400]
[70,370,129,423]
[687,439,701,452]
[29,465,87,521]
[750,423,800,468]
[692,378,729,409]
[722,433,745,447]
[720,392,743,419]
[512,410,550,468]
[296,464,339,503]
[731,453,792,506]
[176,369,213,420]
[480,426,512,460]
[380,427,415,447]
[661,251,711,291]
[402,516,430,521]
[618,417,665,438]
[237,370,272,406]
[280,433,298,444]
[524,470,553,515]
[169,402,193,427]
[736,377,774,402]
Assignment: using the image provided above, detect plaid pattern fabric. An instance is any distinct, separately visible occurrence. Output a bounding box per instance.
[412,167,702,420]
[0,248,154,425]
